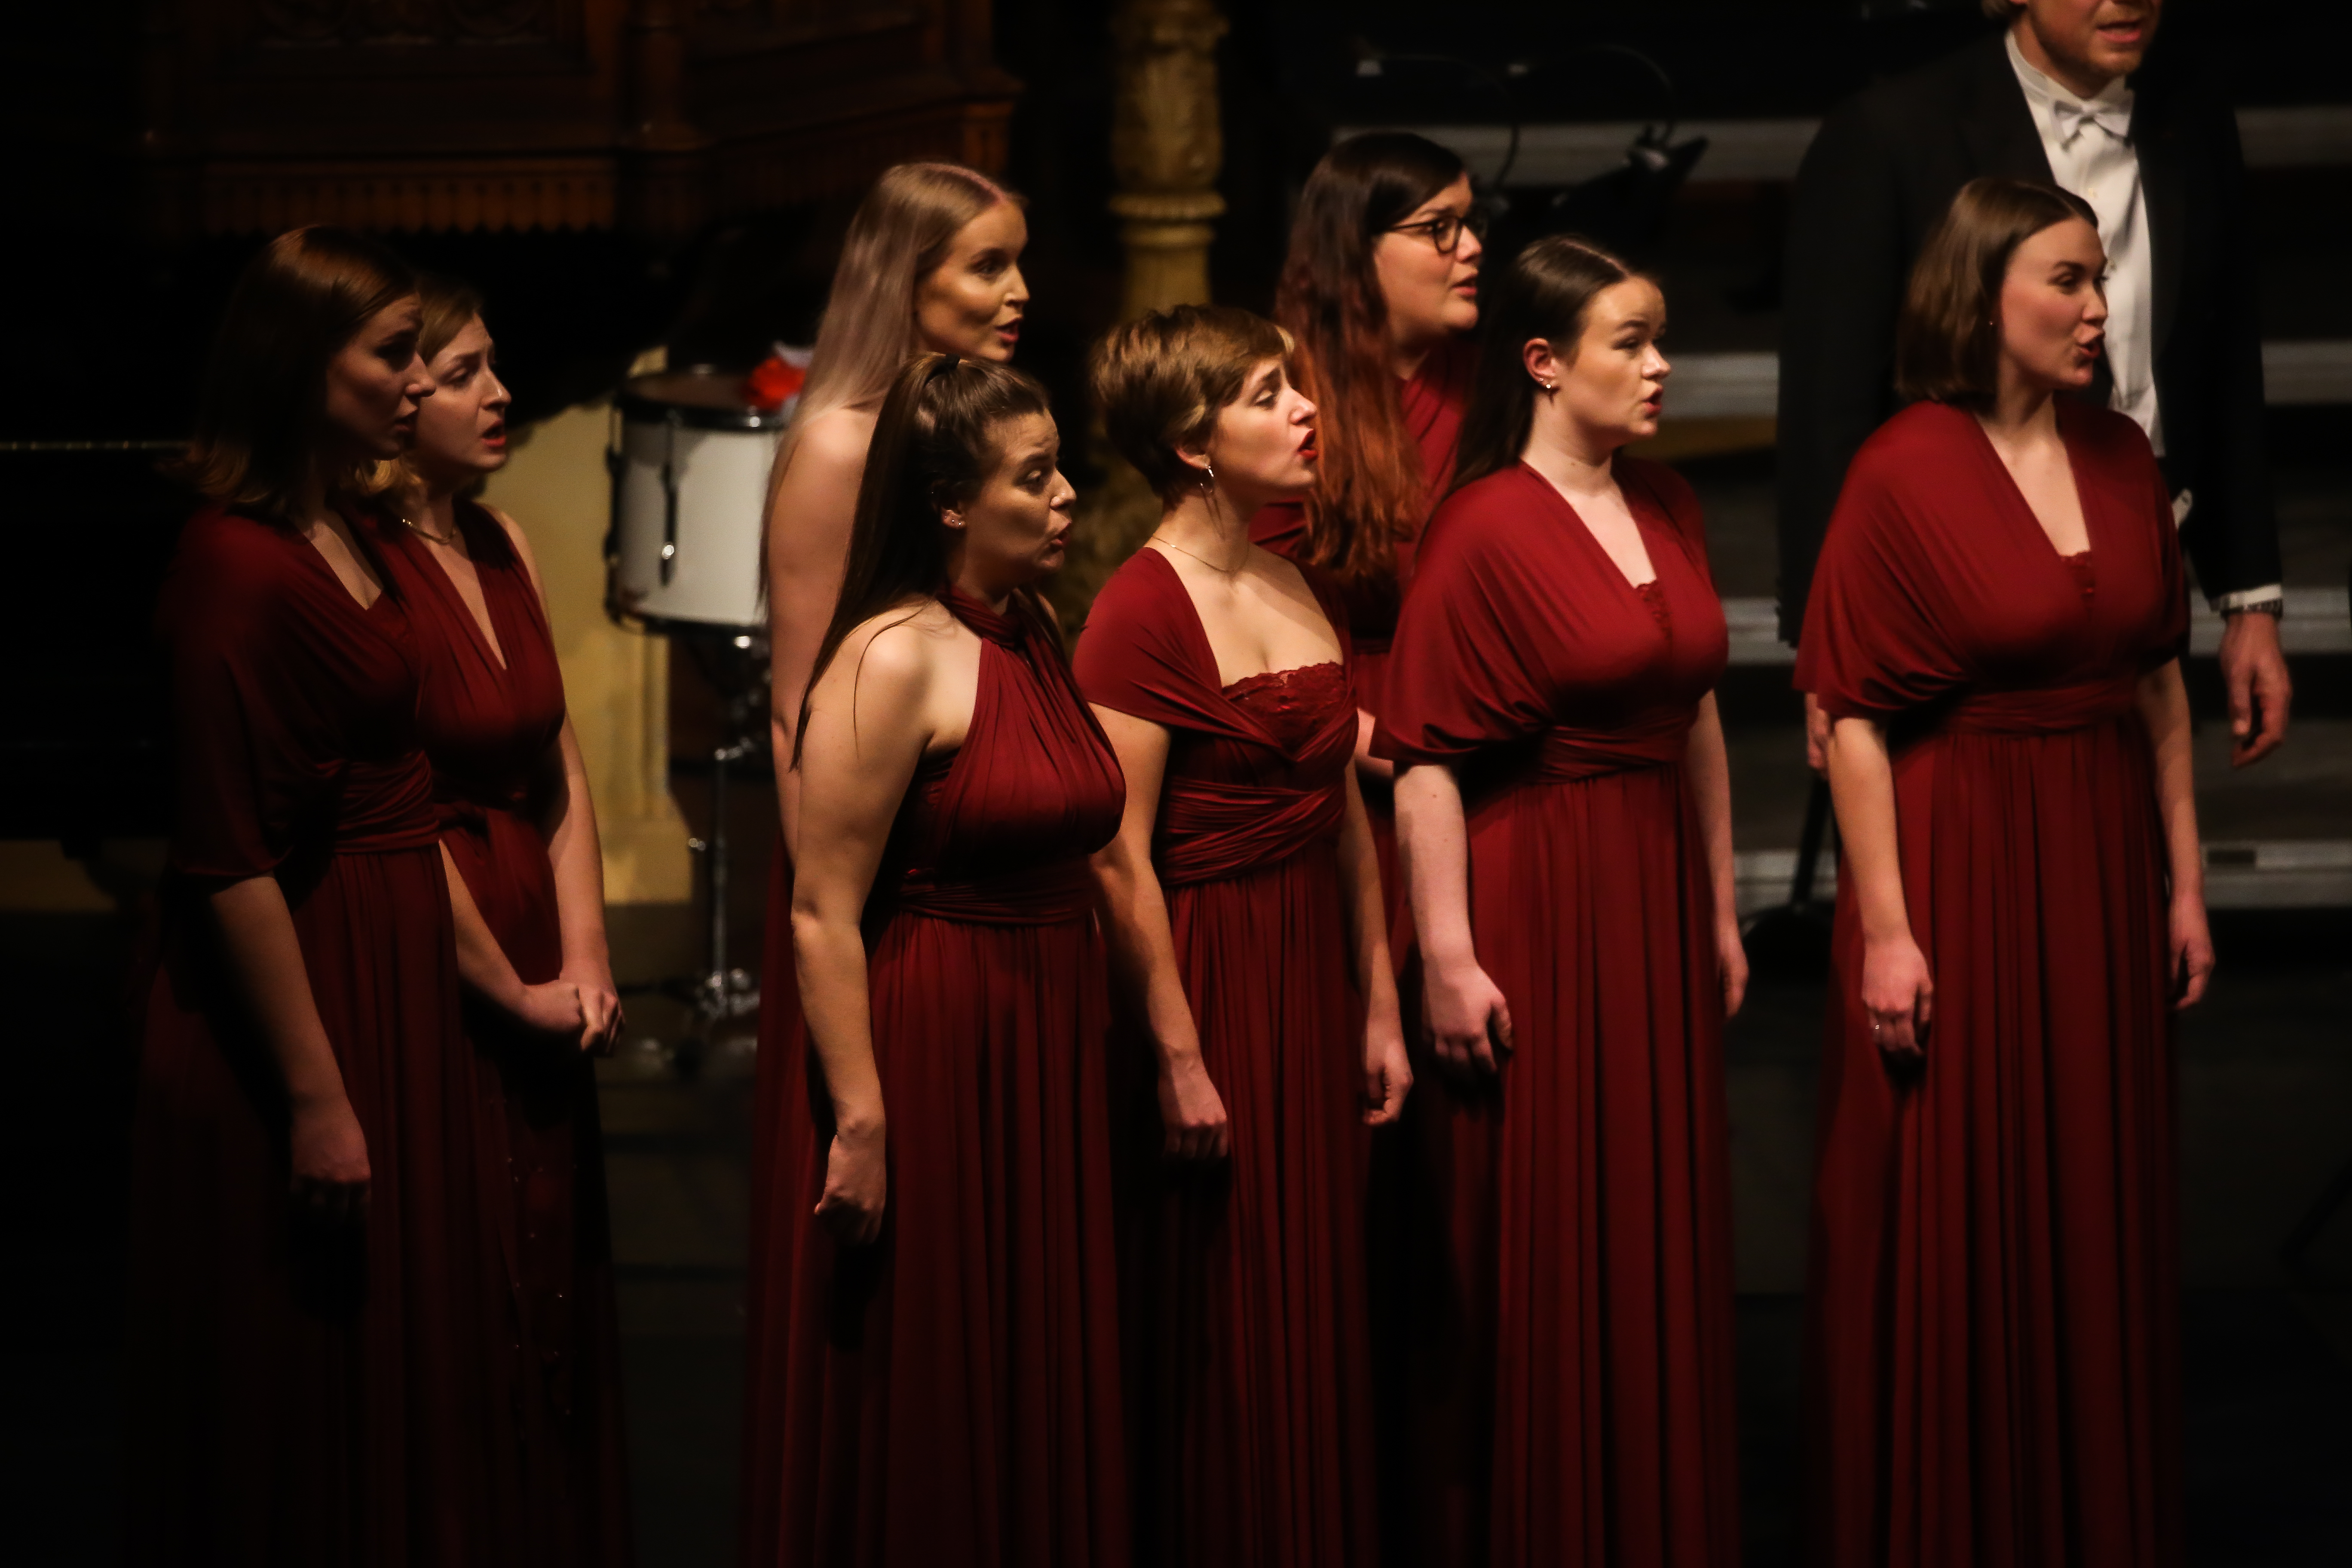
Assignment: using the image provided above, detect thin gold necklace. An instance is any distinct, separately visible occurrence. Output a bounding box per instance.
[402,514,462,548]
[1149,532,1248,577]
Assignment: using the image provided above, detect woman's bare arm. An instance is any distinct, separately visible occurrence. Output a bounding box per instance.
[1335,766,1410,1122]
[208,877,371,1217]
[792,614,942,1242]
[1354,709,1394,783]
[2136,658,2214,1008]
[491,508,622,1050]
[1825,715,1933,1055]
[1684,692,1749,1016]
[436,841,585,1042]
[766,410,876,850]
[1394,763,1512,1073]
[1087,705,1230,1160]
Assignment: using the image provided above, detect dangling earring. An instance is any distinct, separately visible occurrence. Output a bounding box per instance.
[1201,457,1217,488]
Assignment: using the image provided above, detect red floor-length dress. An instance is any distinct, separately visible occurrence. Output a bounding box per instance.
[745,589,1131,1568]
[1375,459,1743,1568]
[129,505,514,1565]
[1253,339,1471,906]
[1796,401,2190,1568]
[377,500,633,1566]
[1074,551,1379,1568]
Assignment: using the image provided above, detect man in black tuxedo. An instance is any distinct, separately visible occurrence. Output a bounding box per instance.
[1778,0,2291,768]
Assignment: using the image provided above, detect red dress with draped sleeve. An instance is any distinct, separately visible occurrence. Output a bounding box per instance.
[375,501,633,1566]
[744,590,1132,1568]
[128,505,514,1565]
[1073,551,1378,1568]
[1253,338,1472,906]
[1795,401,2190,1568]
[1372,460,1743,1568]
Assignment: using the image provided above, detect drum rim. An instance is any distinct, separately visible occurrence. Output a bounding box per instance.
[616,372,787,433]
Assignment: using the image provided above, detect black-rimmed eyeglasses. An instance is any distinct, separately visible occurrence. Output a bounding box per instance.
[1384,208,1487,254]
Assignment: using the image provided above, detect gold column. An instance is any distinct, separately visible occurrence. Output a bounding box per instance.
[1055,0,1230,628]
[480,401,694,910]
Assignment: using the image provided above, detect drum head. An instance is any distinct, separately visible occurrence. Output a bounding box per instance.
[617,368,788,432]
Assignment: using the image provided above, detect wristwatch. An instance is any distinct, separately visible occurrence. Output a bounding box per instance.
[2226,597,2285,618]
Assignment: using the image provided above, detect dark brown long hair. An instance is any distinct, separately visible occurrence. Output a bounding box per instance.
[178,226,420,522]
[1272,131,1465,588]
[1450,235,1642,496]
[1896,177,2100,411]
[793,353,1054,764]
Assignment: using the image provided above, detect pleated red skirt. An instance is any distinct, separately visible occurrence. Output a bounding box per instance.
[444,804,634,1566]
[1121,845,1380,1568]
[1392,765,1742,1568]
[1804,714,2184,1568]
[744,903,1130,1568]
[128,848,514,1566]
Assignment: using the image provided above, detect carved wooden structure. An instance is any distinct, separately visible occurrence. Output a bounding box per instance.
[1054,0,1228,628]
[139,0,1018,239]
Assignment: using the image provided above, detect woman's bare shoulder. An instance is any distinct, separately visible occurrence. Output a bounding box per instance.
[793,404,881,474]
[821,597,959,691]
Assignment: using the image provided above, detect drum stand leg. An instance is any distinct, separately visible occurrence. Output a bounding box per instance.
[675,682,762,1072]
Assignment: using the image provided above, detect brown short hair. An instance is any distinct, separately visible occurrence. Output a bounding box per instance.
[1091,305,1293,504]
[1982,0,2023,18]
[178,226,419,522]
[1895,177,2100,410]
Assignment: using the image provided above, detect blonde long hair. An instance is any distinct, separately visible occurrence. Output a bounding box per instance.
[763,164,1016,541]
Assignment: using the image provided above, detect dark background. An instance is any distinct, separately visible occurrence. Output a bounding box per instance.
[5,3,2351,1563]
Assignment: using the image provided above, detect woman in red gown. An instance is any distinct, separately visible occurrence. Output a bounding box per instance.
[1251,131,1482,908]
[1798,179,2211,1568]
[372,276,633,1565]
[746,168,1038,1535]
[129,228,518,1563]
[1077,306,1411,1568]
[1379,237,1747,1566]
[755,355,1129,1567]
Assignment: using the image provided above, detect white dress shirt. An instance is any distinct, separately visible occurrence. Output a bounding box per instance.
[2007,31,2279,610]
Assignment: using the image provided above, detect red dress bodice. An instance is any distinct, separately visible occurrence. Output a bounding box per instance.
[880,588,1127,924]
[1377,459,1729,784]
[1075,548,1357,886]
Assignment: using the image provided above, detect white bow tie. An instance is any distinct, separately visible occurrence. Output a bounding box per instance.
[2052,96,2133,147]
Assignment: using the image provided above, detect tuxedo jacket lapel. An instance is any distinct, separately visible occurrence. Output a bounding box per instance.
[1960,35,2055,184]
[2133,89,2188,362]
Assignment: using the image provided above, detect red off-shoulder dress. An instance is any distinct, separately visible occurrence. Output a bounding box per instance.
[129,505,514,1565]
[743,589,1132,1568]
[1795,401,2190,1568]
[1253,339,1472,904]
[1074,551,1379,1568]
[1374,460,1743,1568]
[376,500,633,1565]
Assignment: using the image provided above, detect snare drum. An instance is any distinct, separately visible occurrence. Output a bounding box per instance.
[609,369,784,630]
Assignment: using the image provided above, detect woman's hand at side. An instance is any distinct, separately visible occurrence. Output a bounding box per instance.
[288,1089,372,1222]
[1717,915,1751,1019]
[1859,930,1935,1058]
[815,1113,888,1245]
[1361,1011,1413,1126]
[1157,1050,1231,1161]
[2170,890,2215,1009]
[1424,956,1513,1075]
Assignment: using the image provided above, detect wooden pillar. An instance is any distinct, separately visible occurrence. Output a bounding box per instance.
[619,0,709,241]
[479,400,693,911]
[1054,0,1228,628]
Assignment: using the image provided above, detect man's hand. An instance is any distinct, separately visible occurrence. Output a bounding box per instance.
[2217,610,2291,768]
